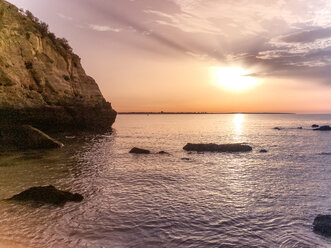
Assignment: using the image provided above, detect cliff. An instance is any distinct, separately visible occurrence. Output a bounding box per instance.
[0,0,116,131]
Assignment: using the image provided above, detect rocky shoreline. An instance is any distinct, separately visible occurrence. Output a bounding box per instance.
[0,102,117,132]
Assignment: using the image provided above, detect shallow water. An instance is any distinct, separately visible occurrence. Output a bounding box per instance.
[0,114,331,247]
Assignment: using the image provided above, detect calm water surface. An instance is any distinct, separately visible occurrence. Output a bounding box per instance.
[0,114,331,247]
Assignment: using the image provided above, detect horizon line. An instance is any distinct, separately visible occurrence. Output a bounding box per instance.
[118,112,297,115]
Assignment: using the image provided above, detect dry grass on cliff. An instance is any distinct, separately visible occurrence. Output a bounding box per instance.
[0,1,73,58]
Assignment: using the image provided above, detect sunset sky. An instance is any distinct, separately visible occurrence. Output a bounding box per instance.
[8,0,331,113]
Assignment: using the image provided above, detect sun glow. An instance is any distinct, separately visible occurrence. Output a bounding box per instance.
[212,67,258,91]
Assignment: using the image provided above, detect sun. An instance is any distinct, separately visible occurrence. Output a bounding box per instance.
[212,67,258,91]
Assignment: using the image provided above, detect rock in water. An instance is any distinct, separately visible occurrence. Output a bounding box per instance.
[312,124,319,128]
[183,143,252,153]
[0,1,116,131]
[313,125,331,131]
[158,151,170,155]
[7,185,83,206]
[313,215,331,236]
[1,125,63,149]
[259,149,268,153]
[129,147,151,154]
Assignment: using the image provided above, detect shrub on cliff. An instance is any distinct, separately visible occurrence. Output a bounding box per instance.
[24,10,73,54]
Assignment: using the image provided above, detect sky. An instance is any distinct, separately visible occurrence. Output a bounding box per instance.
[7,0,331,113]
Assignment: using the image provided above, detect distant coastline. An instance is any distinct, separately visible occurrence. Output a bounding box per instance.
[118,112,295,115]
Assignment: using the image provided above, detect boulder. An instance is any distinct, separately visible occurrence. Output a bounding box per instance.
[259,149,268,153]
[7,185,83,206]
[129,147,151,154]
[313,215,331,236]
[181,157,190,161]
[274,127,282,130]
[312,124,319,128]
[313,125,331,131]
[0,125,63,150]
[183,143,252,153]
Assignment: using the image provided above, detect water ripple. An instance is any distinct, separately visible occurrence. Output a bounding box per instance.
[1,114,331,247]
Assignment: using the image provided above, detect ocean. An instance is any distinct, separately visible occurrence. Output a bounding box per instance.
[0,114,331,248]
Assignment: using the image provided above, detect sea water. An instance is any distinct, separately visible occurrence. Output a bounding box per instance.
[0,114,331,247]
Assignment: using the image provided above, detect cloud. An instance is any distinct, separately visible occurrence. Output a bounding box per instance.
[144,9,223,35]
[281,27,331,43]
[57,13,73,21]
[89,24,121,32]
[52,0,331,84]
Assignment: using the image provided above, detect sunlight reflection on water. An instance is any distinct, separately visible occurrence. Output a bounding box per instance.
[233,114,244,141]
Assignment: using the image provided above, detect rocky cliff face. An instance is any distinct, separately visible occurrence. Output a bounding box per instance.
[0,0,116,131]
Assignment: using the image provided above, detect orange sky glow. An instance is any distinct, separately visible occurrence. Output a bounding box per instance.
[8,0,331,113]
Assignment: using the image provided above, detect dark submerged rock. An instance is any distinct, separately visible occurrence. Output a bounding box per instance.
[259,149,268,153]
[274,127,281,130]
[313,125,331,131]
[181,157,190,161]
[129,147,151,154]
[183,143,252,153]
[0,125,63,150]
[7,185,83,206]
[297,127,303,129]
[313,215,331,236]
[158,151,170,155]
[312,124,319,128]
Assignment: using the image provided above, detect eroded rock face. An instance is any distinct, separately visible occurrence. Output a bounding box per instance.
[0,1,116,131]
[7,185,83,206]
[183,143,253,153]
